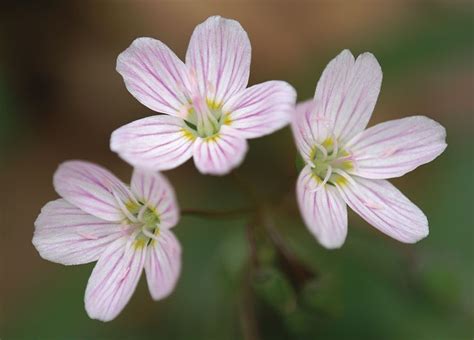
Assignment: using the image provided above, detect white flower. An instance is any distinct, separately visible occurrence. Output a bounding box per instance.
[111,16,296,175]
[293,50,447,248]
[32,161,181,321]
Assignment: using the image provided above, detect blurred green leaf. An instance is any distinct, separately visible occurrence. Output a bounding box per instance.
[253,266,297,316]
[295,153,306,173]
[299,276,342,318]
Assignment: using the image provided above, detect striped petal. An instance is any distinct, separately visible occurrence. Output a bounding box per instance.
[116,37,191,118]
[33,199,128,265]
[193,126,248,175]
[131,169,179,229]
[292,99,319,161]
[85,236,146,322]
[336,177,429,243]
[347,116,447,179]
[53,161,136,221]
[110,115,195,171]
[145,229,181,300]
[313,50,382,143]
[186,16,251,105]
[297,166,348,249]
[222,81,296,139]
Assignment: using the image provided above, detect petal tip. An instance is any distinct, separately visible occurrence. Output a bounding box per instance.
[405,221,429,244]
[319,239,346,250]
[193,132,248,176]
[340,48,354,57]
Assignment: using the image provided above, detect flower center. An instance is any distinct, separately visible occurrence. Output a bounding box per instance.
[183,98,229,138]
[124,201,161,248]
[180,72,231,138]
[309,137,354,186]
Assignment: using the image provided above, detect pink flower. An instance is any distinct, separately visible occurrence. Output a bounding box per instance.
[32,161,181,321]
[293,50,447,249]
[111,16,296,175]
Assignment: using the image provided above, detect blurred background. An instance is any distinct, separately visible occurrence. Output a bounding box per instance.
[0,1,473,339]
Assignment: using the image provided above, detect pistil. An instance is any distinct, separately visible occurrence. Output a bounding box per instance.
[122,199,162,247]
[193,95,221,137]
[308,137,354,187]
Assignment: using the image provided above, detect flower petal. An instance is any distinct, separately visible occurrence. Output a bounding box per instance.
[131,169,180,229]
[313,50,382,142]
[53,161,135,221]
[85,236,146,322]
[186,16,251,105]
[116,37,191,118]
[145,229,181,300]
[297,166,348,249]
[222,81,296,139]
[33,199,128,265]
[292,99,319,161]
[336,177,429,243]
[347,116,447,179]
[193,126,248,175]
[111,115,195,171]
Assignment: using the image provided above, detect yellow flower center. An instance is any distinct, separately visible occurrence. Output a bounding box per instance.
[182,98,231,138]
[125,201,161,248]
[309,137,353,186]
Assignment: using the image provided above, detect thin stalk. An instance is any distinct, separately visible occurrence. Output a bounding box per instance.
[181,207,254,219]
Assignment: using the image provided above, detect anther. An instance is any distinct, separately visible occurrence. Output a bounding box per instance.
[112,190,138,223]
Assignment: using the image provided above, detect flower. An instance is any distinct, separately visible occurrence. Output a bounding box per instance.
[111,15,296,175]
[32,161,181,321]
[293,50,447,249]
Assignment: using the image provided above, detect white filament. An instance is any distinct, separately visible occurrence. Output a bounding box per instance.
[332,168,357,186]
[141,227,161,242]
[112,190,138,223]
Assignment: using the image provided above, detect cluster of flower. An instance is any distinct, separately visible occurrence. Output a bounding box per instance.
[32,16,447,321]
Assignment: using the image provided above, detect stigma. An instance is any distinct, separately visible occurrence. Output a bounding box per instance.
[308,137,354,187]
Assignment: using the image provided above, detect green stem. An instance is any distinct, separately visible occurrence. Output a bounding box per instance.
[262,208,317,290]
[181,207,254,219]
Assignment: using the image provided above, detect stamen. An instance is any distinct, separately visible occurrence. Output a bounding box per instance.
[193,95,219,137]
[313,142,328,160]
[321,164,333,186]
[332,168,357,186]
[304,173,319,191]
[184,67,224,137]
[141,227,160,242]
[335,154,353,163]
[309,183,323,193]
[137,205,148,222]
[126,229,141,249]
[309,164,333,193]
[112,190,138,223]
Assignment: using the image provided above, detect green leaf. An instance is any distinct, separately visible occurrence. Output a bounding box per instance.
[253,266,296,316]
[295,153,306,173]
